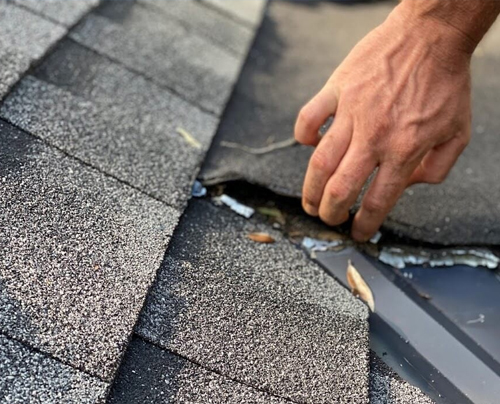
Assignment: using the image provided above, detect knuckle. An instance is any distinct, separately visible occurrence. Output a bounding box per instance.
[372,115,392,135]
[363,196,387,215]
[297,104,317,131]
[327,183,348,203]
[309,149,331,172]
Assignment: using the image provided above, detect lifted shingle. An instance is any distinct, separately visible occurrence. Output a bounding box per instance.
[108,336,288,404]
[137,200,370,404]
[0,334,106,404]
[0,120,179,380]
[70,1,241,115]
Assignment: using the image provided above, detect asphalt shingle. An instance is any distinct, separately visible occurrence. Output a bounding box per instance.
[70,1,241,115]
[369,354,435,404]
[0,3,66,99]
[140,0,254,56]
[108,336,288,404]
[0,119,179,380]
[137,199,370,404]
[203,0,267,27]
[13,0,98,27]
[1,57,217,207]
[0,334,107,404]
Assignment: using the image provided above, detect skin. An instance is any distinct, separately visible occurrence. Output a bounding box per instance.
[295,0,500,242]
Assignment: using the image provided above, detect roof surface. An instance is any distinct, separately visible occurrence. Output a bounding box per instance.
[0,0,434,402]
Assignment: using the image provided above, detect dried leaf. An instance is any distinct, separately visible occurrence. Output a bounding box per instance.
[256,206,285,225]
[248,232,275,244]
[176,127,201,149]
[347,260,375,312]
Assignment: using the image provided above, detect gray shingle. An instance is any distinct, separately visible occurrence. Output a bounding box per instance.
[369,354,435,404]
[137,200,370,404]
[108,336,288,404]
[70,1,241,115]
[0,3,66,98]
[0,120,179,380]
[203,0,267,27]
[140,0,254,56]
[0,334,106,404]
[1,67,217,208]
[13,0,98,27]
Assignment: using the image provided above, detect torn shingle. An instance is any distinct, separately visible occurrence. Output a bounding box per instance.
[140,0,254,56]
[1,69,217,208]
[137,200,370,404]
[0,120,179,380]
[0,3,66,99]
[369,353,435,404]
[202,0,267,27]
[70,1,241,115]
[108,336,288,404]
[13,0,98,27]
[0,334,107,404]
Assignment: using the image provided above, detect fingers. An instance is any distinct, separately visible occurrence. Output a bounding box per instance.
[408,136,468,185]
[318,145,377,226]
[295,82,338,146]
[352,161,418,242]
[302,117,353,216]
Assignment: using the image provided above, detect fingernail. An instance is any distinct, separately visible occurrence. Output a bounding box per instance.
[303,202,319,217]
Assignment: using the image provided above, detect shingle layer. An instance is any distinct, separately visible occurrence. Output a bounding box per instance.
[70,1,241,114]
[13,0,98,27]
[0,334,107,404]
[0,3,66,99]
[108,337,288,404]
[137,200,370,404]
[2,40,218,207]
[0,120,179,380]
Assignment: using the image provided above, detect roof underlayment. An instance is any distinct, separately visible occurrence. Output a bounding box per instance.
[200,0,500,246]
[0,0,436,402]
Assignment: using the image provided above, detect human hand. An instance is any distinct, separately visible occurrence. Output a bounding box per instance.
[294,2,474,242]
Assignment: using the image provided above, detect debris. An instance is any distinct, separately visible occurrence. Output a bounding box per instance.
[418,291,432,300]
[248,232,275,244]
[256,206,285,222]
[369,231,382,245]
[191,180,207,198]
[212,194,254,218]
[347,260,375,312]
[466,314,485,324]
[176,127,202,149]
[220,137,297,155]
[302,237,345,253]
[378,246,500,269]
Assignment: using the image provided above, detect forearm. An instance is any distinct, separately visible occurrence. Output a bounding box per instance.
[394,0,500,55]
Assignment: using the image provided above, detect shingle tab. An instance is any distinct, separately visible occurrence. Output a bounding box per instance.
[0,3,66,98]
[203,0,267,27]
[0,334,107,404]
[70,1,241,115]
[140,0,254,56]
[369,354,435,404]
[13,0,98,27]
[0,120,179,380]
[1,59,217,207]
[108,337,288,404]
[137,200,370,404]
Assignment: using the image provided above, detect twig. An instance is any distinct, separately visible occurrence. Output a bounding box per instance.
[176,127,202,149]
[220,137,297,155]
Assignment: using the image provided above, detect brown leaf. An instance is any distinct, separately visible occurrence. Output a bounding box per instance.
[346,260,375,312]
[248,232,275,244]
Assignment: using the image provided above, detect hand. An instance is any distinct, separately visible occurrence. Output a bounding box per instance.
[294,3,473,242]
